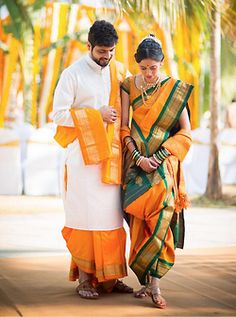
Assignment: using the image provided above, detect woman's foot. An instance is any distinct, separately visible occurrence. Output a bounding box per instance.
[76,280,99,299]
[146,285,167,309]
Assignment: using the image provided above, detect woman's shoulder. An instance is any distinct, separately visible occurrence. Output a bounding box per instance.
[121,75,136,94]
[123,75,136,83]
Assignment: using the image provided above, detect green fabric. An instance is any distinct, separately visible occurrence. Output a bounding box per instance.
[123,79,193,208]
[122,77,192,284]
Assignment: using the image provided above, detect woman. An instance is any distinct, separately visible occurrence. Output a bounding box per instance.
[121,34,193,308]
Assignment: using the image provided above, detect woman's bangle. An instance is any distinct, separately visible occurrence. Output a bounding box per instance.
[153,153,162,164]
[131,149,141,162]
[154,147,171,164]
[136,156,144,166]
[124,136,133,147]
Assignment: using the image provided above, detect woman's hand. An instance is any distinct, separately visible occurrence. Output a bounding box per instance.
[139,157,159,173]
[99,106,117,123]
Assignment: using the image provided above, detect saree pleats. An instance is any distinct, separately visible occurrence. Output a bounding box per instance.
[126,160,175,285]
[62,227,127,282]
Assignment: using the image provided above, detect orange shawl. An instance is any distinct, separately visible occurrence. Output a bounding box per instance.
[54,60,126,184]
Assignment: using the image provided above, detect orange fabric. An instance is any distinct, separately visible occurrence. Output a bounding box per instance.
[54,60,126,184]
[54,126,77,148]
[129,78,177,138]
[64,164,67,192]
[162,128,192,162]
[101,60,124,184]
[137,79,177,138]
[160,129,192,211]
[120,126,131,145]
[128,179,175,270]
[166,157,190,212]
[62,227,127,283]
[71,108,111,164]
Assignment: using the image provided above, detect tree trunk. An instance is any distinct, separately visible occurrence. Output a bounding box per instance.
[21,27,34,124]
[205,1,222,199]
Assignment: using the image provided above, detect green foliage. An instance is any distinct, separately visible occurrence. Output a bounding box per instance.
[2,0,46,39]
[40,30,88,57]
[221,38,236,107]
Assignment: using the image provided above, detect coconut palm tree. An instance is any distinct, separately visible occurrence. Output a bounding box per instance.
[1,0,46,124]
[205,0,222,199]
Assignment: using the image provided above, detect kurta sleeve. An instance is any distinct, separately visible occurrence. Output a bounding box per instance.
[52,69,76,126]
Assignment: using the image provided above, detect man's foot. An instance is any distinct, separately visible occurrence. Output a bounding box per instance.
[76,280,99,299]
[112,280,133,293]
[146,285,167,309]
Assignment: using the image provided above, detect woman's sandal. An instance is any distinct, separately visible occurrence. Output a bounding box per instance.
[146,285,167,309]
[112,280,134,293]
[76,280,99,299]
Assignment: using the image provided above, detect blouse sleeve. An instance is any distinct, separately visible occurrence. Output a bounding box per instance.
[121,77,130,95]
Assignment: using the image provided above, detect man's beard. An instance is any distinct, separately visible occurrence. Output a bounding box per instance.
[91,53,111,67]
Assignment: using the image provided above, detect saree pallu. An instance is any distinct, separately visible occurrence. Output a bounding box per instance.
[121,76,193,285]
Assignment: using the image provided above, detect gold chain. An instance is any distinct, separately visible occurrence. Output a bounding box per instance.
[140,76,161,106]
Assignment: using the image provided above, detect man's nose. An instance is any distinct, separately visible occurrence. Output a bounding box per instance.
[105,51,112,59]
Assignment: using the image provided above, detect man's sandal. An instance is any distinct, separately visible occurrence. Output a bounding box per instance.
[76,280,99,299]
[134,286,148,298]
[112,280,133,293]
[146,285,167,309]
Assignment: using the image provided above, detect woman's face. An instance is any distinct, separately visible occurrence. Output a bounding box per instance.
[138,59,162,83]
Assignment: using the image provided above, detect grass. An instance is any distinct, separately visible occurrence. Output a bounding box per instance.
[191,184,236,208]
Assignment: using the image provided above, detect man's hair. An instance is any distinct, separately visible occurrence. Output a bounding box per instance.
[88,20,118,48]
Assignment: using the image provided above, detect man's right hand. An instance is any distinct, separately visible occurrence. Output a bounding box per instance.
[99,106,117,123]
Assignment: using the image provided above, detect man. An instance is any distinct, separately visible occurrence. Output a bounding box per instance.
[52,20,133,299]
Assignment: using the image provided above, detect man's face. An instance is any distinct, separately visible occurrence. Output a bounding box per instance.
[88,43,116,67]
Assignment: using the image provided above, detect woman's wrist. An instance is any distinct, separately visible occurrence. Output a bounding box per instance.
[124,136,133,147]
[153,147,171,164]
[136,155,144,166]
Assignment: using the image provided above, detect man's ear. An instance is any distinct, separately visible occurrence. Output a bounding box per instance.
[87,42,92,51]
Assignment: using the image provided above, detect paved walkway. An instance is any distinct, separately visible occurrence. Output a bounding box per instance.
[0,196,236,316]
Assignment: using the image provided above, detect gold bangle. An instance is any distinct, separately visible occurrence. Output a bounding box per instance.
[125,139,133,147]
[136,156,144,166]
[124,136,132,146]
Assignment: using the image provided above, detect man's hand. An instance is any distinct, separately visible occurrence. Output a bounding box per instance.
[99,106,117,123]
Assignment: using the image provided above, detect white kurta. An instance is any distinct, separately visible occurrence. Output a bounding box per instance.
[53,54,123,230]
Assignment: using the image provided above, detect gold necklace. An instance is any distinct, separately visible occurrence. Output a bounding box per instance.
[140,76,161,105]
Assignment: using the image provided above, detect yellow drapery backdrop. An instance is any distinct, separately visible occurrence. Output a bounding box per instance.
[0,3,201,129]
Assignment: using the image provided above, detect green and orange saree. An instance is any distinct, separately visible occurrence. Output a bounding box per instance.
[121,76,193,285]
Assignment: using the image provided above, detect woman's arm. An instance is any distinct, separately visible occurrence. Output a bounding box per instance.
[179,107,191,131]
[121,89,130,128]
[121,89,136,153]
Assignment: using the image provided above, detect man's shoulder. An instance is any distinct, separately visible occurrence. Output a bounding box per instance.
[114,60,132,81]
[62,58,85,76]
[115,60,126,74]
